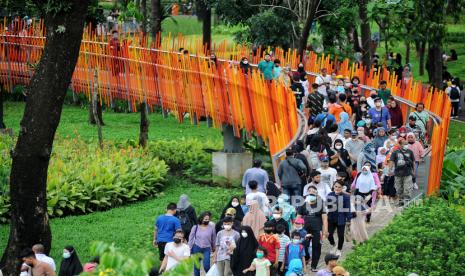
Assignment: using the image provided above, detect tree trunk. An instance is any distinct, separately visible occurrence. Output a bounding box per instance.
[222,124,243,153]
[358,0,372,70]
[151,0,162,38]
[351,26,362,53]
[0,85,5,129]
[139,101,149,147]
[88,97,104,125]
[135,0,140,11]
[405,40,410,65]
[297,6,316,60]
[427,43,443,88]
[202,7,212,51]
[0,1,90,275]
[419,41,426,76]
[141,0,147,35]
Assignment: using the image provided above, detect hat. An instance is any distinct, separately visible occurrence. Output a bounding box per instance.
[374,97,382,102]
[319,155,329,162]
[324,253,339,264]
[225,208,236,216]
[356,120,366,127]
[351,130,358,136]
[409,115,417,121]
[295,218,304,224]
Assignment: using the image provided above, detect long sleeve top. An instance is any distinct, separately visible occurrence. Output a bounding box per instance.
[188,223,216,250]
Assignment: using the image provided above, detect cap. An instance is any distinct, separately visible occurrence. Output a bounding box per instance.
[295,218,304,224]
[409,116,417,121]
[324,253,339,264]
[319,155,329,162]
[225,208,236,216]
[351,130,358,136]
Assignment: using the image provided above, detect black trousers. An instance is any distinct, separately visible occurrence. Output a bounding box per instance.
[158,242,167,261]
[308,229,322,269]
[451,102,459,117]
[328,220,345,250]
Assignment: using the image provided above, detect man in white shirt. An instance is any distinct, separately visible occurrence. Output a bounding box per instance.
[159,230,191,273]
[245,180,269,214]
[316,156,337,189]
[303,171,331,202]
[315,68,332,99]
[32,244,56,272]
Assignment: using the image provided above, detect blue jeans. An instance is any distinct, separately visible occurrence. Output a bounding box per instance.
[283,184,301,205]
[192,244,211,276]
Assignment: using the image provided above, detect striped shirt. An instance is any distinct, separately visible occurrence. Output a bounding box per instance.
[277,234,291,262]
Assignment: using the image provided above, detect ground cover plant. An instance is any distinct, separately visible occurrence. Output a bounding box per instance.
[343,198,465,275]
[440,147,465,202]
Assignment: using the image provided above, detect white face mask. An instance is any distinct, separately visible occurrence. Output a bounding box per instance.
[402,145,409,150]
[365,119,372,125]
[277,198,284,204]
[295,226,303,230]
[241,232,248,238]
[243,60,248,64]
[231,202,239,207]
[358,130,365,137]
[390,135,397,140]
[335,145,342,150]
[63,252,71,259]
[223,225,232,230]
[272,214,281,219]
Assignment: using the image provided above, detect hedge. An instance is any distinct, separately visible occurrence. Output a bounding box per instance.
[0,137,168,222]
[343,198,465,275]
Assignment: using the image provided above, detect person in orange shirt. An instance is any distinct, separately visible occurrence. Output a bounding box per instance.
[338,93,354,123]
[328,94,344,122]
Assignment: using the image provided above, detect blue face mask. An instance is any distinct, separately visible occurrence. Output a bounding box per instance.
[256,252,264,259]
[306,195,317,202]
[337,86,345,93]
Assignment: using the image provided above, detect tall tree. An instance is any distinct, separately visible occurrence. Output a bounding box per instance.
[140,0,147,35]
[0,0,90,275]
[358,0,371,69]
[151,0,162,37]
[0,86,5,129]
[196,0,213,51]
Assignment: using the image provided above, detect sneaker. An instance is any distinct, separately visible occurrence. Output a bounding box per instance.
[331,245,338,254]
[311,268,319,272]
[335,250,342,256]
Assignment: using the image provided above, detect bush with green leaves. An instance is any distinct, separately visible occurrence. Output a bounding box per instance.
[343,198,465,275]
[440,148,465,203]
[0,137,168,221]
[246,10,297,49]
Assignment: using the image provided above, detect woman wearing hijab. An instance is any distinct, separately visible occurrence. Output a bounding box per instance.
[220,196,245,222]
[231,226,259,276]
[356,142,376,172]
[239,57,251,75]
[338,112,353,135]
[352,162,381,222]
[176,194,197,240]
[387,97,403,128]
[59,246,83,276]
[272,194,296,230]
[372,127,388,151]
[330,139,352,174]
[242,200,267,239]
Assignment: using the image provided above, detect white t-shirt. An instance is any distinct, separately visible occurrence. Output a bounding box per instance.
[246,191,269,213]
[446,85,461,102]
[36,254,56,271]
[317,167,338,189]
[303,182,332,201]
[315,75,331,97]
[164,242,191,271]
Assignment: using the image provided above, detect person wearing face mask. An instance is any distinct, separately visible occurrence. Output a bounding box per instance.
[387,97,404,128]
[159,230,191,273]
[315,68,331,99]
[356,142,376,172]
[274,224,291,276]
[368,97,391,131]
[273,59,282,80]
[389,139,415,206]
[352,164,378,221]
[216,208,242,233]
[383,129,398,151]
[326,181,352,257]
[407,133,424,189]
[214,217,240,276]
[406,116,426,146]
[239,57,251,75]
[270,207,290,236]
[189,212,216,276]
[242,247,271,276]
[58,246,82,276]
[372,127,388,152]
[330,139,352,175]
[258,53,274,81]
[296,63,306,81]
[231,226,259,276]
[303,171,331,202]
[345,130,366,165]
[221,196,246,221]
[377,80,391,105]
[242,200,267,239]
[176,194,197,241]
[409,102,430,134]
[257,221,281,275]
[283,231,306,273]
[353,96,368,123]
[20,249,55,276]
[296,185,328,272]
[272,194,297,230]
[317,155,338,190]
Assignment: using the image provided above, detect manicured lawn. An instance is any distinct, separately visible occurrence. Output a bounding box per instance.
[3,101,222,143]
[0,178,242,264]
[448,120,465,148]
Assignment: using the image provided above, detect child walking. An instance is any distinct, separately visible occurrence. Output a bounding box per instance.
[243,246,271,276]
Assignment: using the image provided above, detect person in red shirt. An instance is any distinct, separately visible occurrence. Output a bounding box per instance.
[328,94,344,122]
[258,221,281,275]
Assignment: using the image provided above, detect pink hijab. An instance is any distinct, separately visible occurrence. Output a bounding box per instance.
[242,200,267,239]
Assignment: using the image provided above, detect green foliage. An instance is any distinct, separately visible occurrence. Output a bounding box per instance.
[215,0,263,25]
[343,198,465,275]
[246,10,296,49]
[440,148,465,203]
[118,1,142,22]
[0,138,168,221]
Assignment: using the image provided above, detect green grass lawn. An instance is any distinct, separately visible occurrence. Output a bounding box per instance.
[3,101,221,143]
[448,120,465,148]
[0,178,241,264]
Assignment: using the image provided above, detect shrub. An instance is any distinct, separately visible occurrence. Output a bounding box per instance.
[0,138,168,221]
[440,148,465,203]
[343,198,465,275]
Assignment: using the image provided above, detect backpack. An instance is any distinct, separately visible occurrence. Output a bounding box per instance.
[450,86,460,100]
[178,209,193,233]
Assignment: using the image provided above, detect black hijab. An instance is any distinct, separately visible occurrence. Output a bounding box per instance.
[59,246,83,276]
[220,196,245,221]
[231,226,258,276]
